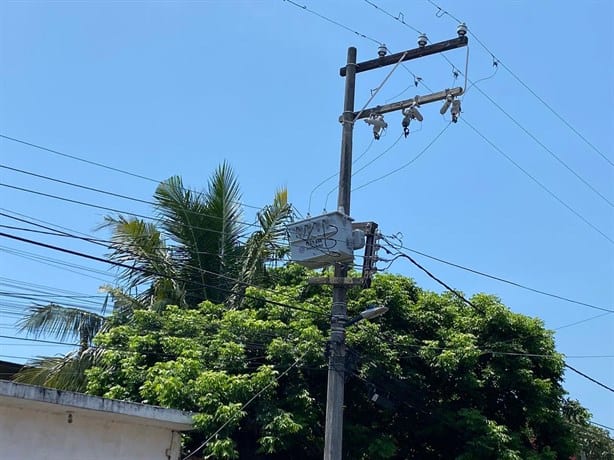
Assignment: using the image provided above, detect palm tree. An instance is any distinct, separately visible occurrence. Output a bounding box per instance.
[101,162,245,308]
[14,162,293,390]
[13,304,105,391]
[13,288,143,391]
[231,187,292,306]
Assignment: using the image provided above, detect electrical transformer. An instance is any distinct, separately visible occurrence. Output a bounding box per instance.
[286,211,355,269]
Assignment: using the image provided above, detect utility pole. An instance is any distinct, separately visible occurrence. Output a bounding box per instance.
[323,31,468,460]
[323,46,356,460]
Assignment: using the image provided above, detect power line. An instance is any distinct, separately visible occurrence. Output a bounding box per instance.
[416,56,611,212]
[360,0,469,96]
[4,296,614,398]
[282,0,381,45]
[362,1,613,234]
[462,118,614,245]
[11,211,602,328]
[0,207,104,241]
[352,121,450,192]
[555,312,613,331]
[590,420,614,432]
[0,134,158,184]
[0,292,103,300]
[5,207,611,325]
[0,183,155,221]
[0,182,297,255]
[0,182,358,256]
[0,334,89,348]
[468,85,614,208]
[307,138,374,215]
[350,134,404,178]
[353,50,412,122]
[362,0,424,34]
[322,44,435,208]
[366,0,612,205]
[324,134,404,209]
[3,211,609,346]
[565,363,614,393]
[394,243,614,313]
[0,164,265,231]
[8,314,607,367]
[1,245,114,284]
[364,0,612,202]
[423,0,614,168]
[0,276,104,299]
[382,248,483,313]
[0,331,303,367]
[0,164,153,205]
[378,244,613,355]
[0,292,106,314]
[0,133,264,212]
[1,243,113,278]
[0,231,325,317]
[384,71,431,103]
[281,0,434,105]
[378,335,613,361]
[0,209,366,269]
[0,212,236,263]
[0,210,371,318]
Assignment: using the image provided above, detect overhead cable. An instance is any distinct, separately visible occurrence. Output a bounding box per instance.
[423,0,614,168]
[282,0,381,45]
[0,134,264,211]
[394,244,614,313]
[462,118,614,245]
[0,231,325,317]
[565,363,614,393]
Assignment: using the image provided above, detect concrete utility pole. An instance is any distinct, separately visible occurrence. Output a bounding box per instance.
[323,46,356,460]
[323,33,468,460]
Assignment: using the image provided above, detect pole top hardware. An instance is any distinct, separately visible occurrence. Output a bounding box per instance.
[339,36,468,77]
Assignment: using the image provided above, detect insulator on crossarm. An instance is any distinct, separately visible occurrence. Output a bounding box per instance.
[451,99,461,123]
[365,114,387,140]
[440,94,453,115]
[401,105,423,138]
[402,112,412,138]
[457,22,468,37]
[410,105,423,122]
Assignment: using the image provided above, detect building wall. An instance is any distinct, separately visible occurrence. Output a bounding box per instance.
[0,403,179,460]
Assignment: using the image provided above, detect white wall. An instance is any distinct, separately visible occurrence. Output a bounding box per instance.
[0,403,179,460]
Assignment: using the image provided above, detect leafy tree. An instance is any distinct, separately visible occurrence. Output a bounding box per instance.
[85,266,581,459]
[563,399,614,459]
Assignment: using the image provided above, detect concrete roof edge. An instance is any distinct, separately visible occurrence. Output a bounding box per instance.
[0,380,194,430]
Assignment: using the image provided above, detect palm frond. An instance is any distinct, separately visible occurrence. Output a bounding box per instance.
[154,166,245,305]
[100,215,176,290]
[13,348,105,392]
[204,161,244,251]
[230,187,293,307]
[98,285,145,317]
[17,304,105,348]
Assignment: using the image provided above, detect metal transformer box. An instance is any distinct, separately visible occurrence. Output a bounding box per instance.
[286,211,354,269]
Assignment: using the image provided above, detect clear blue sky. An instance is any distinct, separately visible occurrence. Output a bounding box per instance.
[1,0,612,433]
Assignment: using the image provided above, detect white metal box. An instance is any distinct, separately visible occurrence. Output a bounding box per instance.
[286,211,354,268]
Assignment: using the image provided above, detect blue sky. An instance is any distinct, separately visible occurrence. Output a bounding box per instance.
[1,0,612,433]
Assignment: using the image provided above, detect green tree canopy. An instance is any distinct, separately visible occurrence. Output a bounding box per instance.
[85,265,587,459]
